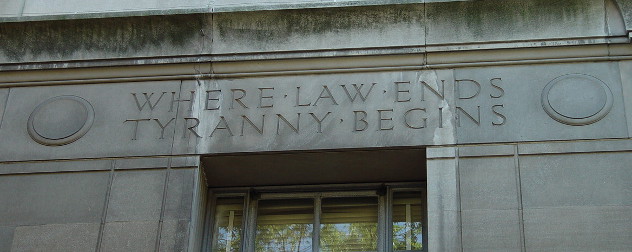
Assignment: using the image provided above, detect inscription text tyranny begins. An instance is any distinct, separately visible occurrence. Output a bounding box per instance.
[124,78,506,140]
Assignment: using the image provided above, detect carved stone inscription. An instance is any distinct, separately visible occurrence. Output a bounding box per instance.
[123,75,507,145]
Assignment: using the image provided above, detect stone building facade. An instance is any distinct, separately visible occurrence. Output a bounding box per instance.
[1,0,631,251]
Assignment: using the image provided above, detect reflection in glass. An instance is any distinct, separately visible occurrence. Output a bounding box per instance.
[212,197,244,252]
[321,197,378,252]
[255,199,314,252]
[392,192,423,251]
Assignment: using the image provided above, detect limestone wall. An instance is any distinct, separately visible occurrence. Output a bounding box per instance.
[0,1,631,251]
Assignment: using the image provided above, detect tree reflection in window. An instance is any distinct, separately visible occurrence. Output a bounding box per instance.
[321,197,378,252]
[392,192,423,251]
[209,189,424,251]
[212,197,244,252]
[255,199,313,252]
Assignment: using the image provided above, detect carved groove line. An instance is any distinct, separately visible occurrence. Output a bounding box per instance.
[27,95,95,146]
[541,74,613,126]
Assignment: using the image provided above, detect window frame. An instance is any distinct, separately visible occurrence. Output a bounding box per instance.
[203,182,426,252]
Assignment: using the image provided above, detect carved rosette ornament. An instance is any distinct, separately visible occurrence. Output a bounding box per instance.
[27,95,95,146]
[541,74,613,126]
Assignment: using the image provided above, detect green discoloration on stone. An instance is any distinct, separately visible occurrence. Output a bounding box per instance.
[214,4,423,44]
[426,0,602,42]
[614,0,632,30]
[0,14,208,62]
[0,0,609,63]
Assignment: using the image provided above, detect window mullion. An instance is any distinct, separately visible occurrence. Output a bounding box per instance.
[422,189,428,252]
[378,192,386,252]
[385,187,393,252]
[313,195,321,252]
[243,192,257,252]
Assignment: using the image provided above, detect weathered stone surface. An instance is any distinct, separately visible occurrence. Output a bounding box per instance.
[0,172,108,226]
[101,221,159,252]
[106,169,166,222]
[164,168,195,220]
[171,80,202,155]
[427,146,456,159]
[0,81,183,161]
[170,156,200,168]
[0,226,14,252]
[459,157,518,210]
[187,169,207,252]
[426,0,606,45]
[22,0,208,16]
[520,152,632,208]
[27,95,95,146]
[0,159,111,175]
[427,210,461,252]
[524,206,632,251]
[114,157,169,170]
[458,144,514,157]
[212,4,425,54]
[619,60,632,137]
[518,138,632,155]
[0,1,630,251]
[615,0,632,31]
[427,157,459,212]
[11,223,100,252]
[454,62,628,144]
[212,0,423,12]
[606,0,627,36]
[0,14,210,63]
[158,220,190,252]
[427,154,461,252]
[0,89,8,130]
[1,0,431,19]
[0,0,24,17]
[461,209,522,252]
[181,70,456,154]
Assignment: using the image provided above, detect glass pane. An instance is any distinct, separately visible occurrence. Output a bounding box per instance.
[321,197,378,252]
[392,191,423,251]
[212,197,244,252]
[255,199,314,252]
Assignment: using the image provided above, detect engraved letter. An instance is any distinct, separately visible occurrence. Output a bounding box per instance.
[378,109,394,130]
[258,87,274,108]
[456,79,481,100]
[132,92,165,111]
[231,89,248,109]
[404,108,427,129]
[295,87,311,107]
[313,85,338,106]
[154,118,175,139]
[309,112,332,133]
[438,107,444,128]
[170,91,196,112]
[210,116,234,137]
[492,105,507,126]
[124,118,151,140]
[421,80,445,101]
[340,83,377,102]
[394,81,411,102]
[353,111,368,132]
[276,113,300,134]
[205,90,221,110]
[183,117,202,138]
[456,106,481,126]
[490,78,504,98]
[241,115,265,136]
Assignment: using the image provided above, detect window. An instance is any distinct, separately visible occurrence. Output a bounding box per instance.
[205,185,426,252]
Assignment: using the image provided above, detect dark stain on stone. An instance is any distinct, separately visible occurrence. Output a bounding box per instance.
[0,14,207,62]
[426,0,593,41]
[214,4,424,45]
